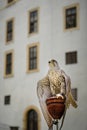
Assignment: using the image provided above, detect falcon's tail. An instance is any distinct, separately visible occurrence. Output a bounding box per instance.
[68,92,78,108]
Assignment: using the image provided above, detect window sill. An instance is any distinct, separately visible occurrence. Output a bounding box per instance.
[4,74,14,78]
[26,69,39,74]
[28,31,39,37]
[63,26,80,32]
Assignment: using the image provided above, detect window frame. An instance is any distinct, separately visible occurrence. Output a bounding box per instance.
[10,126,19,130]
[23,106,41,130]
[71,88,78,101]
[7,0,14,4]
[63,3,80,31]
[4,50,14,78]
[65,51,77,65]
[27,109,38,130]
[28,7,39,36]
[26,43,39,73]
[4,95,11,105]
[6,18,14,44]
[7,0,16,6]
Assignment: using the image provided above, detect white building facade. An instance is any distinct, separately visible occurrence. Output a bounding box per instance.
[0,0,87,130]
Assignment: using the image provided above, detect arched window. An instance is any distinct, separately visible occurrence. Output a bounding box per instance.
[27,109,38,130]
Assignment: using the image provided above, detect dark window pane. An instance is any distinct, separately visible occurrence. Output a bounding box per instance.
[6,53,12,74]
[4,95,10,105]
[66,7,77,29]
[7,20,13,42]
[29,10,38,33]
[29,46,37,70]
[27,109,38,130]
[65,51,77,64]
[10,127,19,130]
[7,33,13,41]
[71,88,78,101]
[8,0,14,3]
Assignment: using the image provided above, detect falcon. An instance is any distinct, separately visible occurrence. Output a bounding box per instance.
[37,59,77,130]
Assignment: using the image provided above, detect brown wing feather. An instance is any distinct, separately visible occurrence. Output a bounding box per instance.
[68,92,78,108]
[61,70,78,108]
[37,76,53,128]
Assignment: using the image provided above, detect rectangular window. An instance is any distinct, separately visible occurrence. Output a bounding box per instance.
[6,53,12,74]
[6,18,14,42]
[29,8,39,34]
[29,46,37,70]
[65,51,77,64]
[27,43,39,73]
[66,7,76,29]
[4,50,14,78]
[63,3,79,31]
[71,88,78,101]
[7,0,14,4]
[10,127,19,130]
[4,95,11,105]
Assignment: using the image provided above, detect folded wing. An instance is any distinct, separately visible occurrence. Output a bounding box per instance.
[37,76,53,128]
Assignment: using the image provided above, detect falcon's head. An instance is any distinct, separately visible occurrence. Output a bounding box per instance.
[48,59,60,69]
